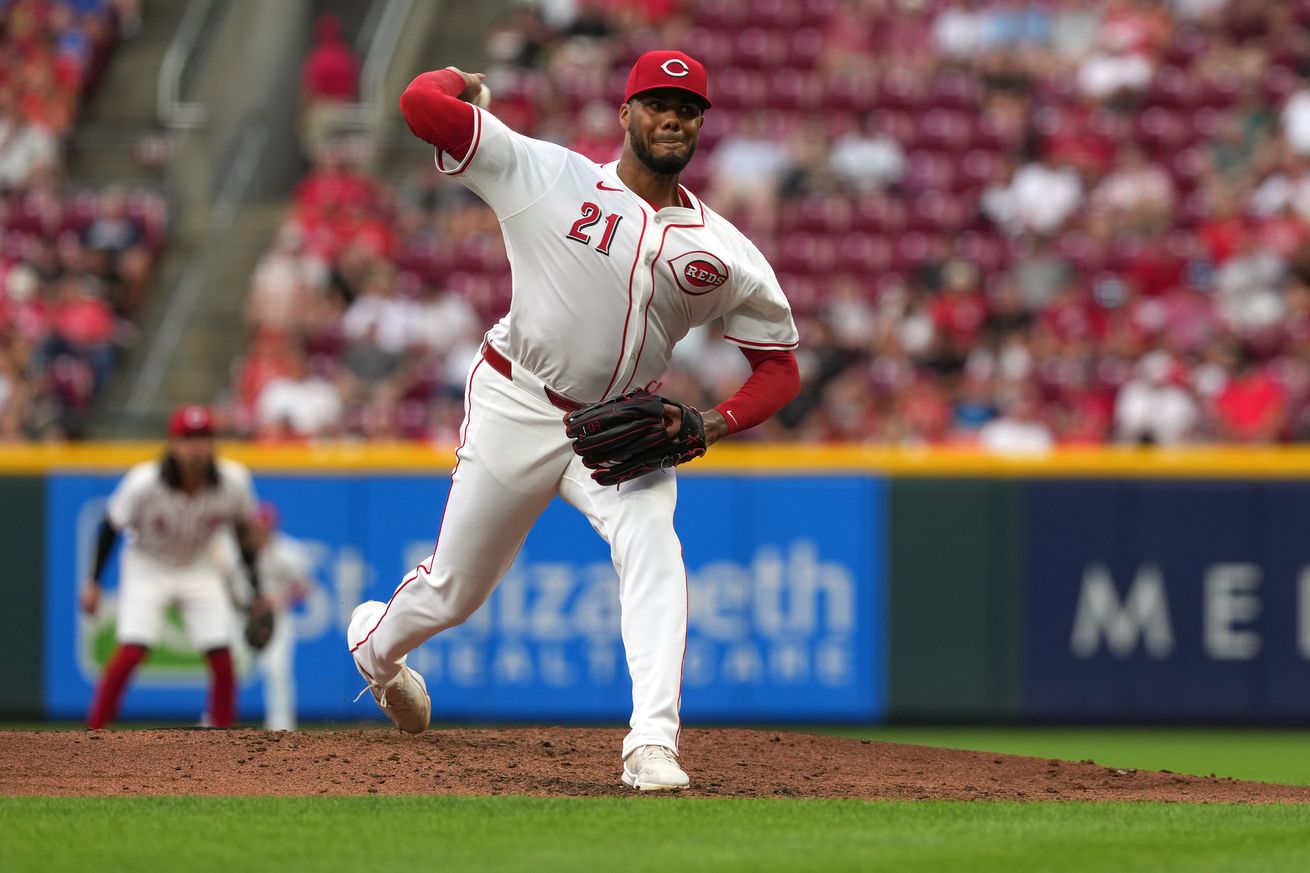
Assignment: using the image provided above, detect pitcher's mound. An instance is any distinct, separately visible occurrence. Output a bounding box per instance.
[3,727,1307,802]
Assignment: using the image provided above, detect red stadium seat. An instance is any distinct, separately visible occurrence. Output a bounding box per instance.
[954,231,1007,275]
[1261,65,1299,103]
[787,28,825,68]
[876,67,928,111]
[770,69,824,111]
[902,151,955,192]
[837,234,893,274]
[852,194,908,234]
[1135,107,1191,159]
[683,28,733,71]
[731,28,787,71]
[1146,66,1198,111]
[928,71,983,111]
[914,108,973,152]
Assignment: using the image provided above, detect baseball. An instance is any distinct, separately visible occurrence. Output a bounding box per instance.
[474,83,492,109]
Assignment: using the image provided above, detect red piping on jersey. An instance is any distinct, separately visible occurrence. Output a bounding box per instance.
[437,107,482,176]
[722,333,799,350]
[399,69,477,159]
[600,210,649,399]
[350,357,484,655]
[675,557,689,751]
[619,199,706,394]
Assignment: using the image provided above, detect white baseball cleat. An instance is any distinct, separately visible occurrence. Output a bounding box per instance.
[355,658,431,735]
[622,745,690,791]
[349,602,431,735]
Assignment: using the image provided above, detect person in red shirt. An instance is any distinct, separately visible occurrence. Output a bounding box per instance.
[300,14,360,157]
[1214,352,1288,443]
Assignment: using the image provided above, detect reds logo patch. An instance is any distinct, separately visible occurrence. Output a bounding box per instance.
[667,251,729,296]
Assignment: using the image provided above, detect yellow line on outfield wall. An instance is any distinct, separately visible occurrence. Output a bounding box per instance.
[1,442,1310,477]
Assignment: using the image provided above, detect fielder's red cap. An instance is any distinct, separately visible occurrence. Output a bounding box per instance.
[624,50,711,108]
[257,501,280,529]
[168,403,214,438]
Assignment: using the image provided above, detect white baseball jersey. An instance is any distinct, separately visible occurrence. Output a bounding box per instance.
[107,459,258,566]
[220,530,316,609]
[437,107,798,402]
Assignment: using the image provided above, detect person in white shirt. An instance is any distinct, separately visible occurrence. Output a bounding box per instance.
[222,502,319,731]
[81,405,266,729]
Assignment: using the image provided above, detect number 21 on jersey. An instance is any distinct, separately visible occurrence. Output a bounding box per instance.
[565,202,623,256]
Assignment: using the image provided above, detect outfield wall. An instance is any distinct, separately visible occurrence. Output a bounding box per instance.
[6,444,1310,724]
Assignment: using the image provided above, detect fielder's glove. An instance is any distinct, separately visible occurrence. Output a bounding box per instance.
[564,389,707,486]
[243,609,275,651]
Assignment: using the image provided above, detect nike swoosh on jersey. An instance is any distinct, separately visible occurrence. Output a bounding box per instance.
[596,181,623,192]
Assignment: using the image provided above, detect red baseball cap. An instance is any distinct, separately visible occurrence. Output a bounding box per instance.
[168,404,214,438]
[624,50,711,108]
[257,501,280,530]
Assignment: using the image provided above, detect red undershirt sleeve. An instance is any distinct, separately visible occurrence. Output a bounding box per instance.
[398,69,477,160]
[713,348,801,435]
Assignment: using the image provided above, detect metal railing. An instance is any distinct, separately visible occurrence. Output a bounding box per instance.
[340,0,415,130]
[157,0,221,129]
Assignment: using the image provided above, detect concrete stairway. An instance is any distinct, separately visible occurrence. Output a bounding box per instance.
[65,0,188,186]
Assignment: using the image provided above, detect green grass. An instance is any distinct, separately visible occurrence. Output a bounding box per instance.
[817,727,1310,786]
[2,796,1309,873]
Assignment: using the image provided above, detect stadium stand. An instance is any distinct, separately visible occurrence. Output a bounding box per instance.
[0,0,164,439]
[229,0,1310,446]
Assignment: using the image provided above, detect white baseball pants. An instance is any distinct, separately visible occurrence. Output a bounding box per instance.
[117,549,231,651]
[350,347,688,758]
[258,611,297,731]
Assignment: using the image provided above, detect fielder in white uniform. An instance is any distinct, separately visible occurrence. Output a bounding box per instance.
[349,51,801,789]
[222,502,318,731]
[83,404,266,729]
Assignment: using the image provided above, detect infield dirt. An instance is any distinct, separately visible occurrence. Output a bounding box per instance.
[3,728,1308,802]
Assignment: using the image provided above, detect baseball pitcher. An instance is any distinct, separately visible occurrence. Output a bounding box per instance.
[348,51,800,789]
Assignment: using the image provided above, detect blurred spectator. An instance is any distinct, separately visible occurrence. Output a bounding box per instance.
[1214,351,1288,442]
[708,116,791,228]
[246,223,327,333]
[43,275,115,397]
[1114,351,1199,444]
[300,14,360,157]
[1089,143,1176,231]
[979,389,1055,453]
[80,186,151,313]
[932,0,986,60]
[829,115,904,194]
[255,348,344,440]
[1281,85,1310,156]
[0,92,57,187]
[982,157,1084,236]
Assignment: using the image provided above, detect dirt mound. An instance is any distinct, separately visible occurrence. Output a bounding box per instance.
[3,728,1307,802]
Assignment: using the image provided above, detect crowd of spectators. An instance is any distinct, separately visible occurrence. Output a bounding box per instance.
[0,0,163,439]
[233,0,1310,448]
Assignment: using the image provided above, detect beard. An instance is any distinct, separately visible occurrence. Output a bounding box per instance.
[630,129,697,176]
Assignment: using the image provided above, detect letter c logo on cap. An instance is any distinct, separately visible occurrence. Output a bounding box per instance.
[660,59,690,77]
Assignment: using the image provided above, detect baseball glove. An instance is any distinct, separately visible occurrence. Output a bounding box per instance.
[564,389,707,486]
[243,609,275,651]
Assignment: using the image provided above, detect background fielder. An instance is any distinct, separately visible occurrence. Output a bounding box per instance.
[220,502,319,731]
[82,404,266,730]
[348,50,801,790]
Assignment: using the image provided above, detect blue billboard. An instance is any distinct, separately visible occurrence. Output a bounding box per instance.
[45,472,886,725]
[1022,480,1310,720]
